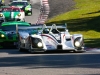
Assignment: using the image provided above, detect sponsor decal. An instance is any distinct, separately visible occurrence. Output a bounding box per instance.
[41,34,57,46]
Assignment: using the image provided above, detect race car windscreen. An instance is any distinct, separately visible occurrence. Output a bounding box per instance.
[2,8,20,12]
[2,8,12,12]
[10,2,28,6]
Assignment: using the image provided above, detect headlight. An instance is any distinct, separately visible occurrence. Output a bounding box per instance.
[31,37,43,48]
[28,8,31,10]
[74,41,80,47]
[1,34,5,37]
[0,14,3,17]
[37,42,43,47]
[74,37,84,48]
[18,14,21,17]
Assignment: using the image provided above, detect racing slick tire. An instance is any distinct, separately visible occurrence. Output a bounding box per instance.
[0,20,4,24]
[26,10,32,16]
[19,48,24,52]
[73,49,86,53]
[30,10,32,15]
[28,44,34,53]
[17,41,24,52]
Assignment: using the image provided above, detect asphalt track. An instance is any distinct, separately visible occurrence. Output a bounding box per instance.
[0,49,100,75]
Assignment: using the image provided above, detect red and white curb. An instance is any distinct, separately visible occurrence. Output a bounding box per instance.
[36,0,50,24]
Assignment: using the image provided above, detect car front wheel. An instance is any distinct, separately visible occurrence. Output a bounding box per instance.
[28,44,34,53]
[18,41,24,52]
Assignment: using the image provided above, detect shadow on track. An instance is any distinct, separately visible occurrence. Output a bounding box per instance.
[0,48,79,55]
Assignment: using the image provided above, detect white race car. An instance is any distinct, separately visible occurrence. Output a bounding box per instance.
[16,23,85,53]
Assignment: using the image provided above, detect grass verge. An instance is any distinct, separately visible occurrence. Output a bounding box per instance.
[47,0,100,48]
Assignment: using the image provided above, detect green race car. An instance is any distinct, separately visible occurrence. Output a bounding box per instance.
[0,21,31,48]
[0,6,25,23]
[9,0,32,16]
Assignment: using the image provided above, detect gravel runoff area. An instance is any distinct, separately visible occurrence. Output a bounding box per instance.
[48,0,75,19]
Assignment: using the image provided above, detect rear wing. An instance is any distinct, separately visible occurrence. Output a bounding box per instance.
[16,23,67,33]
[44,23,67,29]
[16,23,67,29]
[45,23,67,32]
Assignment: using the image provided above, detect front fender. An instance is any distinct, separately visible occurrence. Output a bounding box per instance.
[72,34,83,40]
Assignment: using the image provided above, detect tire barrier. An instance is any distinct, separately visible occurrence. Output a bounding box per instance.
[36,0,50,24]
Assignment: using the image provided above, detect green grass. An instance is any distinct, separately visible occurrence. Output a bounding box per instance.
[47,0,100,48]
